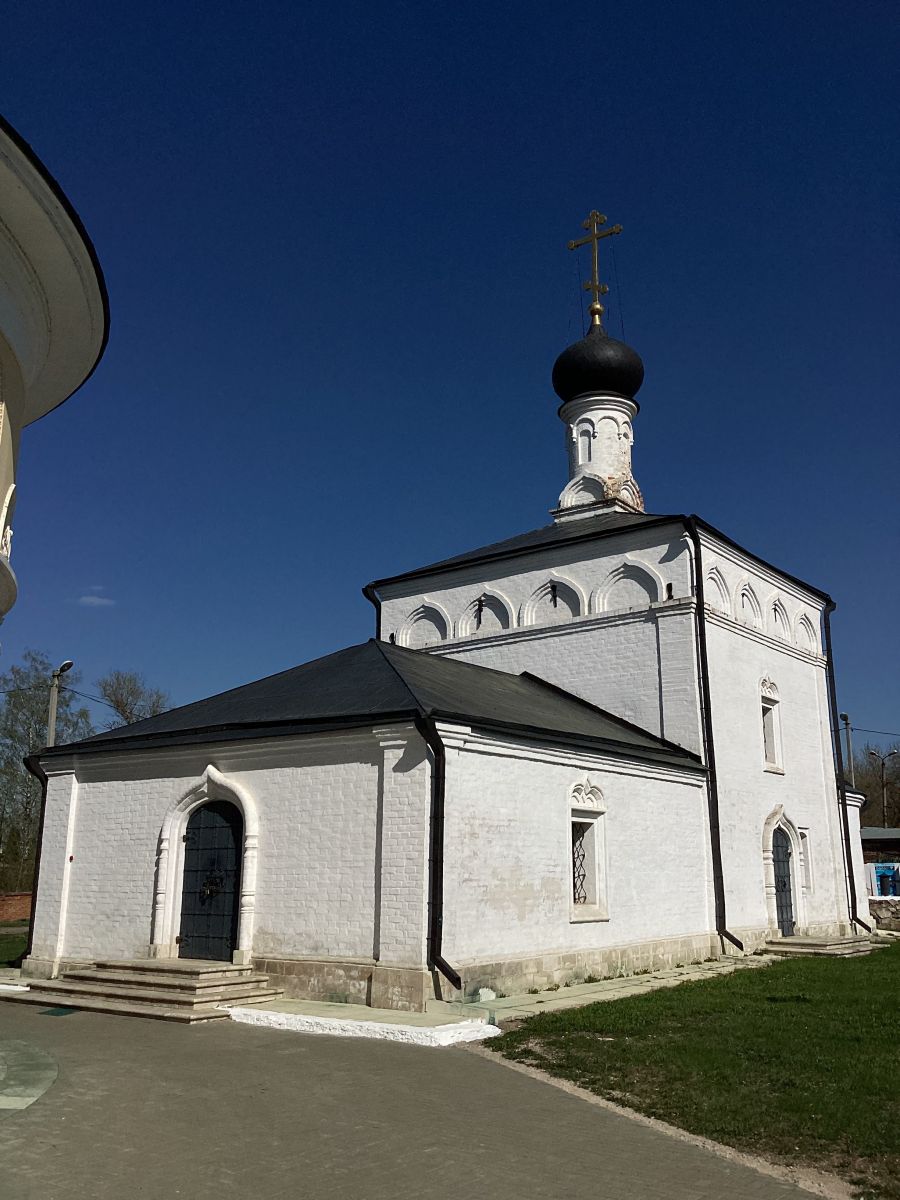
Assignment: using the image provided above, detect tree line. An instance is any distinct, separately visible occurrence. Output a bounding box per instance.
[0,649,169,892]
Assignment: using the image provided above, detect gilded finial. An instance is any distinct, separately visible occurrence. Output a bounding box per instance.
[567,210,622,328]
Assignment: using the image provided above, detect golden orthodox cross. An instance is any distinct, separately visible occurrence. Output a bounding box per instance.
[568,210,622,327]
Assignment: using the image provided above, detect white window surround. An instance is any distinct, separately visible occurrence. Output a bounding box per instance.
[569,780,608,922]
[760,677,783,773]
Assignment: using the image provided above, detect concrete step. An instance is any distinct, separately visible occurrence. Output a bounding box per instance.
[93,959,255,981]
[765,936,872,957]
[20,977,283,1009]
[1,988,228,1023]
[64,968,274,993]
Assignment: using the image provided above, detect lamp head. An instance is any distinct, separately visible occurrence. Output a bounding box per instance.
[57,660,74,675]
[839,713,849,724]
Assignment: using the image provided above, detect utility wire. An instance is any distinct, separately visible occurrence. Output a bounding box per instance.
[851,727,900,739]
[60,685,120,712]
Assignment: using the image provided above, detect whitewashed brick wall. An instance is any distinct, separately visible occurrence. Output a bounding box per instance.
[29,728,431,970]
[440,730,712,964]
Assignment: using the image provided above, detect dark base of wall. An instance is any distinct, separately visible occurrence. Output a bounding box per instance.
[252,956,431,1012]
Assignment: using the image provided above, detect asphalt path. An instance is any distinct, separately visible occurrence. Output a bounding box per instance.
[0,1003,813,1200]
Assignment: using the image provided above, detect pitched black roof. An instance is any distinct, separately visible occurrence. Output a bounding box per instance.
[365,511,831,602]
[41,640,701,770]
[367,510,670,589]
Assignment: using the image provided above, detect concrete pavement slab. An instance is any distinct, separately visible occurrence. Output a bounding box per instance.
[0,1001,817,1200]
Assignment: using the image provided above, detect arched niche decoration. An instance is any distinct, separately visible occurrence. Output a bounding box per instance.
[521,576,584,627]
[616,479,642,511]
[737,582,762,629]
[558,474,607,510]
[796,614,817,654]
[571,778,606,813]
[761,804,806,935]
[595,559,661,613]
[574,418,595,466]
[769,597,790,640]
[151,764,260,965]
[399,602,451,648]
[457,590,514,638]
[705,567,731,615]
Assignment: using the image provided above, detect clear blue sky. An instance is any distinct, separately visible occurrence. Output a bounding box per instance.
[1,2,897,746]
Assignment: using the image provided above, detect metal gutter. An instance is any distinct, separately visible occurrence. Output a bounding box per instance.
[822,601,871,933]
[414,714,462,993]
[362,582,381,639]
[684,517,744,952]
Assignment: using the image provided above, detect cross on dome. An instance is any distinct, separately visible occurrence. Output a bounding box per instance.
[567,210,623,328]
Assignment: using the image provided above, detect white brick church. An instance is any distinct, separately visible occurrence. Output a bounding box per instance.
[24,216,871,1010]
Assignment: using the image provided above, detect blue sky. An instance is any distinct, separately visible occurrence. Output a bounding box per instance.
[1,2,897,745]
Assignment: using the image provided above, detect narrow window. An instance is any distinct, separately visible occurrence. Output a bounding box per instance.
[572,821,591,904]
[761,698,780,768]
[568,795,608,920]
[578,428,592,465]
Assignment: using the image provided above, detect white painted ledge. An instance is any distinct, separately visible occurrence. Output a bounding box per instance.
[222,1004,500,1047]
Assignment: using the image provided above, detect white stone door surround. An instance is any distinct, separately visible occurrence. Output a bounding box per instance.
[150,764,259,965]
[761,804,806,936]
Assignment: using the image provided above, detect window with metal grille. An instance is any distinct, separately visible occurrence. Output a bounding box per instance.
[572,821,590,904]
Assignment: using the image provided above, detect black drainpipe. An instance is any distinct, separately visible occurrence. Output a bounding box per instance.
[684,517,744,952]
[362,583,382,640]
[22,753,49,961]
[822,601,870,933]
[413,713,462,993]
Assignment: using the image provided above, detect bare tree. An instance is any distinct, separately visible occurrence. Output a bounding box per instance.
[852,740,900,828]
[0,650,92,891]
[95,670,170,729]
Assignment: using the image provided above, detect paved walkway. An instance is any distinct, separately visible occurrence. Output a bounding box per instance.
[0,1002,814,1199]
[241,953,780,1033]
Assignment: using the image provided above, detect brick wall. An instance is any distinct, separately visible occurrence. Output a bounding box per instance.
[0,892,31,921]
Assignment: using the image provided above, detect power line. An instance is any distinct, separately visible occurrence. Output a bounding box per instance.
[60,685,120,712]
[851,727,900,739]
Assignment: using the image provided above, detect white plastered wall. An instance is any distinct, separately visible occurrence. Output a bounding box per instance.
[439,727,713,966]
[700,533,851,941]
[27,726,432,975]
[379,525,704,753]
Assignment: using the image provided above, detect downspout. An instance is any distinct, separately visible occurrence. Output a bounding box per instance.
[22,753,49,961]
[822,601,870,933]
[362,583,382,640]
[413,713,462,993]
[684,517,744,952]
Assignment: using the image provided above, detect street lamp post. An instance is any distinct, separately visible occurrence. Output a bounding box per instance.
[868,749,898,829]
[839,713,855,788]
[46,659,74,748]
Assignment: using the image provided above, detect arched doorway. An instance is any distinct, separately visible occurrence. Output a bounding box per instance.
[772,827,795,937]
[178,801,243,961]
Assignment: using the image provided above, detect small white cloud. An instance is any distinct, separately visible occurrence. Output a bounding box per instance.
[77,595,116,608]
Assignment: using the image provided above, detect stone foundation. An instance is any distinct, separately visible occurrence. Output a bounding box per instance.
[435,932,722,1002]
[252,956,431,1012]
[869,898,900,931]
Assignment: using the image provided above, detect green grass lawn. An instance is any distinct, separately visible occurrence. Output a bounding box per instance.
[0,932,26,967]
[493,944,900,1199]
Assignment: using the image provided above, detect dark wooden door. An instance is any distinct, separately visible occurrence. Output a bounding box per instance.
[178,802,242,961]
[773,827,795,937]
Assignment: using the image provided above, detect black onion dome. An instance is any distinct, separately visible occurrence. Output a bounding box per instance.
[552,323,645,404]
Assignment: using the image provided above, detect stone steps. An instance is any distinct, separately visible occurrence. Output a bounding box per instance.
[3,958,283,1022]
[765,936,872,958]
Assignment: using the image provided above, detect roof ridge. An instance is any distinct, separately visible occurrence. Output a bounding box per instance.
[371,640,429,717]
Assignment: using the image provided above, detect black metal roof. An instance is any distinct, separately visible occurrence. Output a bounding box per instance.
[41,640,701,769]
[365,511,831,603]
[368,510,670,589]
